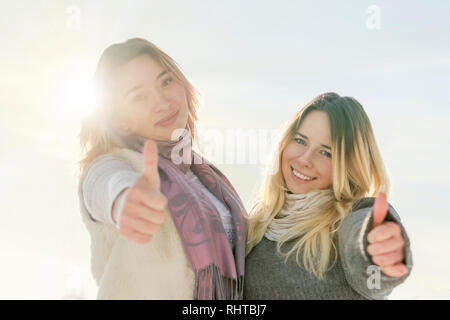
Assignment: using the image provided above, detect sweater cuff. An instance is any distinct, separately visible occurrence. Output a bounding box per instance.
[106,171,139,228]
[360,204,413,281]
[112,188,130,229]
[338,202,413,299]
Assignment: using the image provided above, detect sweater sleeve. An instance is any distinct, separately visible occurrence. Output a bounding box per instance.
[81,153,140,228]
[337,198,413,300]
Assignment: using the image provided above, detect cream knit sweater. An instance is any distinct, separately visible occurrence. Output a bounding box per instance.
[78,147,234,299]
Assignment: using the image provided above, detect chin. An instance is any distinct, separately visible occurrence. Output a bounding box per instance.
[288,185,315,194]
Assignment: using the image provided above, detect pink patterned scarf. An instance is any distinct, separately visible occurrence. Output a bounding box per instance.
[109,126,247,299]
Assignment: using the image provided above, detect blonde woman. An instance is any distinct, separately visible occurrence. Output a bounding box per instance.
[244,92,413,300]
[77,38,247,299]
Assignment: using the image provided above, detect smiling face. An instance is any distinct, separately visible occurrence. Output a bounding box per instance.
[112,54,189,141]
[281,110,333,194]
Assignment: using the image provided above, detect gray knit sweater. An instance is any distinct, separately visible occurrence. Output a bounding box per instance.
[243,198,413,300]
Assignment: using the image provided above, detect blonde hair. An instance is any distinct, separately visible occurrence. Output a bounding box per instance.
[246,92,390,279]
[78,38,200,174]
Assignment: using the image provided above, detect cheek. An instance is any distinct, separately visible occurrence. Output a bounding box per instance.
[281,147,293,173]
[281,144,298,180]
[317,161,333,185]
[172,84,187,102]
[122,107,146,130]
[282,143,298,164]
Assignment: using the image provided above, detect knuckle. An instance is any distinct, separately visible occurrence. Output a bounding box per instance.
[151,224,160,235]
[381,267,394,276]
[372,256,379,265]
[123,199,138,213]
[127,186,139,198]
[370,233,379,243]
[138,233,152,243]
[142,221,156,235]
[121,215,136,229]
[123,197,135,209]
[387,222,401,235]
[374,255,387,266]
[133,187,146,199]
[374,256,383,265]
[129,232,147,244]
[379,257,388,266]
[396,249,405,260]
[375,243,385,254]
[367,244,377,255]
[147,188,163,201]
[150,191,168,209]
[396,237,405,248]
[155,210,166,224]
[140,236,150,244]
[145,211,163,225]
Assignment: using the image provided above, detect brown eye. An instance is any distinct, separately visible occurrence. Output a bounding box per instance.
[133,94,146,103]
[162,77,173,87]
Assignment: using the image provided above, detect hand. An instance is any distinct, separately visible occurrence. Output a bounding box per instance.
[115,140,168,244]
[366,192,408,277]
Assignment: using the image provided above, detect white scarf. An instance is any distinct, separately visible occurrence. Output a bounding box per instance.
[264,189,335,241]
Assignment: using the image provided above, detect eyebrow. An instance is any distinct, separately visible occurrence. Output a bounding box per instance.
[124,70,169,98]
[295,132,331,150]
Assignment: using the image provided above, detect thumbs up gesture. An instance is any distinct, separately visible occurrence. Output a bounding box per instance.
[114,140,168,244]
[366,192,408,277]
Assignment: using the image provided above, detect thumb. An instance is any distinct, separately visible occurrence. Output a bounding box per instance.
[371,191,389,229]
[143,140,161,190]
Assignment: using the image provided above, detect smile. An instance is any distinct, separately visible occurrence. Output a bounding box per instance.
[155,110,179,127]
[291,166,316,182]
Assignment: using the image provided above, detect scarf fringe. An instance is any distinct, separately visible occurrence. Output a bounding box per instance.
[193,263,244,300]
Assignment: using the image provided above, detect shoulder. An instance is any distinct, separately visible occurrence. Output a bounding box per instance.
[80,150,140,188]
[86,149,140,174]
[351,197,376,212]
[350,196,402,223]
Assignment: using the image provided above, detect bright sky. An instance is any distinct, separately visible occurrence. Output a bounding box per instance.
[0,0,449,299]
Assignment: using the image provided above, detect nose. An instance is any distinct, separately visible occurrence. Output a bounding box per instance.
[151,88,171,112]
[297,148,313,168]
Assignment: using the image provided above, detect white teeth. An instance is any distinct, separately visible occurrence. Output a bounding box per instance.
[292,167,314,181]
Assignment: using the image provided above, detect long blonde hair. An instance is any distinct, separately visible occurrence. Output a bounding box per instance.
[78,38,200,174]
[246,92,390,279]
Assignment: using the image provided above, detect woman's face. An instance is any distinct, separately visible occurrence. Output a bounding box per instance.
[113,54,189,141]
[281,110,333,194]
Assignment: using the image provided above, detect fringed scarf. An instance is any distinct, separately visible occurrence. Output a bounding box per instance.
[265,189,335,241]
[109,126,247,300]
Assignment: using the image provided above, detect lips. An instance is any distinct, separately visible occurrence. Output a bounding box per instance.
[290,166,317,183]
[155,110,179,127]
